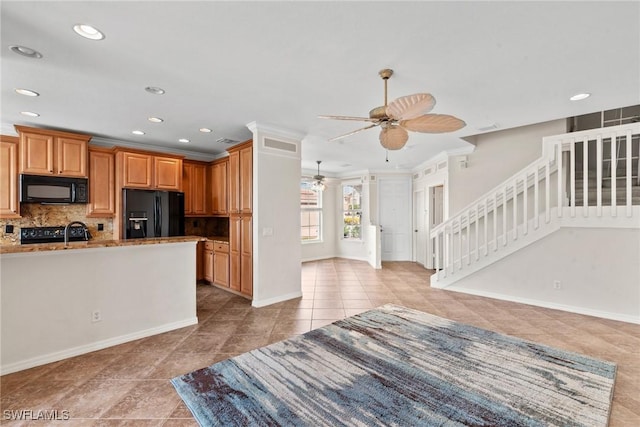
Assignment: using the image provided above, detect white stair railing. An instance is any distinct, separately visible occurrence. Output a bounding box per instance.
[431,122,640,286]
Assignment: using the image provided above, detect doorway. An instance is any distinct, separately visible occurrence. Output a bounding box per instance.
[413,189,427,266]
[428,184,444,269]
[379,176,412,261]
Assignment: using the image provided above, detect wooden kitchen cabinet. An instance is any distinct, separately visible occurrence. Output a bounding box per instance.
[16,125,90,178]
[115,149,183,190]
[213,242,230,287]
[86,146,115,217]
[228,139,252,214]
[227,139,253,297]
[183,161,209,216]
[204,241,214,283]
[210,158,228,215]
[0,135,20,218]
[154,156,182,191]
[196,241,205,281]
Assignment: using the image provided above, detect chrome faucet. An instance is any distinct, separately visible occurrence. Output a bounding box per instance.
[64,221,90,245]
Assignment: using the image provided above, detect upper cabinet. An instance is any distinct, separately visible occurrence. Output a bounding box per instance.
[87,146,115,218]
[15,125,90,178]
[183,160,209,216]
[0,135,20,218]
[228,139,252,214]
[115,149,183,191]
[210,158,228,215]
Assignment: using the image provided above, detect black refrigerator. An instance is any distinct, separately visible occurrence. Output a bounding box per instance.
[122,189,185,239]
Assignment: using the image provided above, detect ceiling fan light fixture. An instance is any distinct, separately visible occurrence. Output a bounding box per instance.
[312,160,326,191]
[379,125,408,150]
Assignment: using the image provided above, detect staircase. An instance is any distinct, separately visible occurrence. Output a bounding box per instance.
[430,123,640,289]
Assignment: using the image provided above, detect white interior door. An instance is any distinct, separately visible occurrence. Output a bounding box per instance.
[414,189,427,266]
[379,177,412,261]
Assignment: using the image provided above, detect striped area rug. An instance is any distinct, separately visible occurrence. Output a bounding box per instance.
[171,304,616,426]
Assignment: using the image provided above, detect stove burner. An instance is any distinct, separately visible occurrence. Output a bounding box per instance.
[20,226,91,245]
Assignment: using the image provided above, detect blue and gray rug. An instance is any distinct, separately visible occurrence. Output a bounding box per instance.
[171,304,616,426]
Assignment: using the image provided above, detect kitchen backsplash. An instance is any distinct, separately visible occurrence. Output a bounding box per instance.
[184,217,229,238]
[1,205,228,246]
[0,204,114,246]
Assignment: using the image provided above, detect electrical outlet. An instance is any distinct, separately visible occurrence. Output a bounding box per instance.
[92,310,102,322]
[97,223,104,231]
[5,224,14,233]
[553,280,561,290]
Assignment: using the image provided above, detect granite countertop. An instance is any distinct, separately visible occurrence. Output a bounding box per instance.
[0,236,207,254]
[206,235,229,243]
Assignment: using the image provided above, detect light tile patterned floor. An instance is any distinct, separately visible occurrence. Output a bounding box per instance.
[1,259,638,425]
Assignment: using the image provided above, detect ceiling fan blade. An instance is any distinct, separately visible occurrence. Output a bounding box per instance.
[379,126,409,150]
[386,93,436,120]
[400,114,466,133]
[318,115,379,122]
[328,123,379,142]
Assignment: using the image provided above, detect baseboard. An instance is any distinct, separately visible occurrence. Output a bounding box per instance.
[444,286,640,324]
[252,291,303,308]
[0,317,199,375]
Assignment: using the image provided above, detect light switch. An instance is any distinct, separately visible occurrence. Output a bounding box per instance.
[262,227,273,236]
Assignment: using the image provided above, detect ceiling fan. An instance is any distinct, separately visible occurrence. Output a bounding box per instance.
[319,69,466,150]
[311,160,325,191]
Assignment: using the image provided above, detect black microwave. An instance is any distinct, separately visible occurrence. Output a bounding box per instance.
[20,175,88,204]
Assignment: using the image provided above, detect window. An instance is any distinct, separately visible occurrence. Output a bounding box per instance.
[342,184,362,240]
[301,181,322,242]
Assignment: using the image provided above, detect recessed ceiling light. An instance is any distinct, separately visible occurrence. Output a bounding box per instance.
[178,138,190,143]
[570,93,591,101]
[145,86,165,95]
[9,45,43,58]
[15,88,39,97]
[132,130,145,135]
[148,117,164,123]
[20,111,40,117]
[199,128,212,133]
[73,24,105,40]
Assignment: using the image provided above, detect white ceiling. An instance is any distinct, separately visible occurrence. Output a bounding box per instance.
[2,1,639,175]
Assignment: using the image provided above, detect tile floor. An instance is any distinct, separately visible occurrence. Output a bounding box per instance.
[1,259,638,426]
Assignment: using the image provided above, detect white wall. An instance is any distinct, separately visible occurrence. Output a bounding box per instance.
[447,227,640,323]
[248,122,304,307]
[1,242,198,374]
[448,119,567,215]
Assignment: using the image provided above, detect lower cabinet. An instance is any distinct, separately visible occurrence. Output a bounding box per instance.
[196,241,205,281]
[230,214,252,297]
[203,241,214,283]
[213,242,229,287]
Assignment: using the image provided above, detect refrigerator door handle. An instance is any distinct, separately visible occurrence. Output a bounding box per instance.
[155,194,162,236]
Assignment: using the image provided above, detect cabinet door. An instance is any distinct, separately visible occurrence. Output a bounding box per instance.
[0,137,20,218]
[183,163,194,215]
[121,152,152,188]
[196,241,204,281]
[228,151,239,213]
[214,251,230,287]
[240,215,253,296]
[56,137,88,177]
[211,161,228,214]
[204,249,214,282]
[239,146,252,213]
[20,131,54,175]
[87,149,115,217]
[154,156,182,191]
[229,215,241,291]
[192,164,208,215]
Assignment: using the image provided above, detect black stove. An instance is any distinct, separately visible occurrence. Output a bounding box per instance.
[20,226,91,245]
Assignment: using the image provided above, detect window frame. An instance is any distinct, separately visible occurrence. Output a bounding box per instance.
[300,180,323,243]
[341,182,363,241]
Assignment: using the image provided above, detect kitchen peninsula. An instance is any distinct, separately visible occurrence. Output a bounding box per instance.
[0,236,202,374]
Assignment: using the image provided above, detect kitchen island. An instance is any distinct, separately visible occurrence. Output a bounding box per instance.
[0,236,204,374]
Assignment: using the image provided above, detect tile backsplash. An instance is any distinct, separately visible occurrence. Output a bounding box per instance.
[0,204,113,246]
